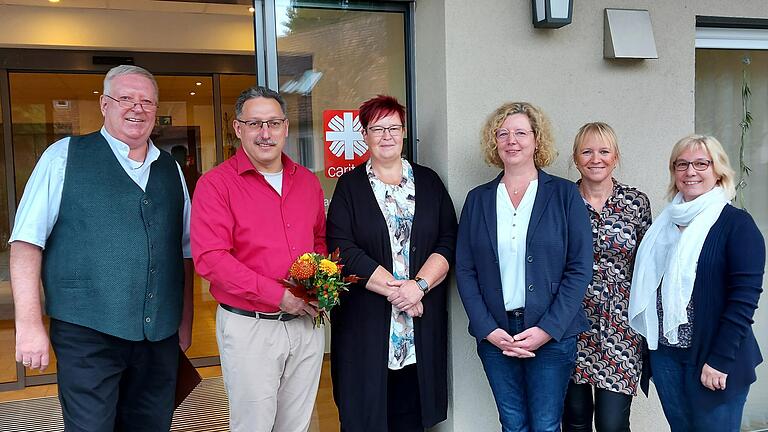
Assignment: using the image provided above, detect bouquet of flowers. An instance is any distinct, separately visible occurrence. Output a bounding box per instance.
[281,248,361,327]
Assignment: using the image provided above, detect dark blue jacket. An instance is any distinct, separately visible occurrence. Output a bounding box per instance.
[679,204,764,408]
[456,170,592,342]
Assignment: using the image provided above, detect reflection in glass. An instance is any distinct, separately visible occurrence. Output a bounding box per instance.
[275,3,407,205]
[220,75,258,160]
[0,100,16,384]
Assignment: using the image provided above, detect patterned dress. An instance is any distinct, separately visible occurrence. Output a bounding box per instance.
[367,158,417,370]
[572,179,652,395]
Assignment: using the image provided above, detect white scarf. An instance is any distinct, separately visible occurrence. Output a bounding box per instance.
[628,187,728,349]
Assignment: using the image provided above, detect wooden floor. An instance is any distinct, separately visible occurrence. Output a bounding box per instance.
[0,361,341,431]
[0,274,341,429]
[0,276,222,384]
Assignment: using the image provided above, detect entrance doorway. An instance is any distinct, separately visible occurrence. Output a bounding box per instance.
[0,0,412,392]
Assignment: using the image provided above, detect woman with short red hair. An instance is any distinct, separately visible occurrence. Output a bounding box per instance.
[327,95,457,432]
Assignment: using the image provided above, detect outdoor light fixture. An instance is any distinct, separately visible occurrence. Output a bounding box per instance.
[532,0,573,28]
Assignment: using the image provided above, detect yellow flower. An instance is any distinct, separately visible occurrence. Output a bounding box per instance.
[318,259,338,275]
[299,253,313,262]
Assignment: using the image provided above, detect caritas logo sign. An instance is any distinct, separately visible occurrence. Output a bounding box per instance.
[323,110,368,178]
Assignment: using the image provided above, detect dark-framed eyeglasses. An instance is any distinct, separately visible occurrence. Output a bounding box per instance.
[673,159,712,172]
[495,128,533,142]
[366,125,404,137]
[235,118,287,130]
[103,94,158,112]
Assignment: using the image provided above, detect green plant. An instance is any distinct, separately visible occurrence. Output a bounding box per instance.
[736,55,752,209]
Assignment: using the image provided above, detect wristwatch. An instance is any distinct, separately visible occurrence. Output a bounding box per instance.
[415,277,429,293]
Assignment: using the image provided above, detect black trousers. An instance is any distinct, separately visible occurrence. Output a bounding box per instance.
[341,363,423,432]
[50,319,179,432]
[562,381,633,432]
[387,364,423,432]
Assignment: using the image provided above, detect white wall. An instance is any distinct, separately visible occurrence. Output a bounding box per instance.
[414,1,768,431]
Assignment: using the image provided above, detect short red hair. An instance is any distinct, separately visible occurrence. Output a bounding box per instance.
[358,95,406,129]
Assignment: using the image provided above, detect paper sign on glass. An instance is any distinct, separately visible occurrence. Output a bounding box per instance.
[323,110,368,178]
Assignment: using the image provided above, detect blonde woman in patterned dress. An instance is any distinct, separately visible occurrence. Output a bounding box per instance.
[562,123,652,432]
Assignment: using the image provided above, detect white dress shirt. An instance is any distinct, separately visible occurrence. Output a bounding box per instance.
[496,180,538,311]
[10,127,192,258]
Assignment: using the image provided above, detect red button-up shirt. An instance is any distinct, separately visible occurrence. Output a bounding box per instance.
[191,148,327,312]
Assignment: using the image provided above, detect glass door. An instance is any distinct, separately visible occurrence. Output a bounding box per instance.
[0,90,14,387]
[695,29,768,430]
[273,1,410,204]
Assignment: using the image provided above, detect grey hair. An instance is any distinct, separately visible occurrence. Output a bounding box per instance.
[234,86,287,118]
[103,65,158,99]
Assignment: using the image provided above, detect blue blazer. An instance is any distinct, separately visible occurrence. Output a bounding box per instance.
[456,170,592,342]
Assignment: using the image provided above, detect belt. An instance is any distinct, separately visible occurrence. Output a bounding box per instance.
[507,308,525,318]
[220,303,299,322]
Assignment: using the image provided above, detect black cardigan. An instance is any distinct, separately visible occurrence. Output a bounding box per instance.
[326,161,457,432]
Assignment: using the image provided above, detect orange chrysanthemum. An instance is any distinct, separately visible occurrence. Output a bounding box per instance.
[290,259,316,280]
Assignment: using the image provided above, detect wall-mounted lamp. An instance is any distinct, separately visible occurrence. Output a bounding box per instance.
[532,0,573,28]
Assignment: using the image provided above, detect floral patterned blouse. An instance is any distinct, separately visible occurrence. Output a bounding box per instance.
[572,179,652,395]
[367,158,417,370]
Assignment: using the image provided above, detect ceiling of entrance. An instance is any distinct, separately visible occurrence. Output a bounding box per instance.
[0,0,252,15]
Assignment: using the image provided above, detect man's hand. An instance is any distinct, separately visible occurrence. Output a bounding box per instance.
[15,320,50,371]
[486,328,535,358]
[510,326,552,353]
[701,363,728,391]
[280,290,318,317]
[386,279,424,311]
[10,241,49,370]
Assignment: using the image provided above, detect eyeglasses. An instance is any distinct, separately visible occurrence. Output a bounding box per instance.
[495,129,533,142]
[104,94,158,112]
[673,159,712,172]
[235,118,287,130]
[366,125,404,137]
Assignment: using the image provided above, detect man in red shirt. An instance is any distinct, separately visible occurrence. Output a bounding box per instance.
[191,86,326,432]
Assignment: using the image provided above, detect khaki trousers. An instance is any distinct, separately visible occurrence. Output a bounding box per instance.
[216,305,325,432]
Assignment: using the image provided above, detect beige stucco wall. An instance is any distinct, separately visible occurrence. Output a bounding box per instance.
[414,1,768,431]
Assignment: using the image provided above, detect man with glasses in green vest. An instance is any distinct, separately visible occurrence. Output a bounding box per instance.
[9,65,194,431]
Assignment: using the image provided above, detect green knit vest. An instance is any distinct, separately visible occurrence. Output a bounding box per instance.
[42,131,185,341]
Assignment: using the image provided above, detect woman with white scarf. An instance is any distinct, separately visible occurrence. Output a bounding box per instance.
[628,135,765,432]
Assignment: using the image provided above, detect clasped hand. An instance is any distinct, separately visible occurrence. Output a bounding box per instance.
[386,279,424,317]
[486,326,552,358]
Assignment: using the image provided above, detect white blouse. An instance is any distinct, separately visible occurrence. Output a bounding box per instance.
[496,180,538,311]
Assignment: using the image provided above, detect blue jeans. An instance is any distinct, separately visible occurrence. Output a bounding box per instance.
[649,344,748,432]
[477,311,577,432]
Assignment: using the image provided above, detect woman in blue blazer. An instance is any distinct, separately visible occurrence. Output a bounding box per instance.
[456,102,592,431]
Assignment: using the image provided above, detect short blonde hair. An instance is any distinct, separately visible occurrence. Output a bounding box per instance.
[667,134,736,200]
[480,102,557,169]
[572,122,621,164]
